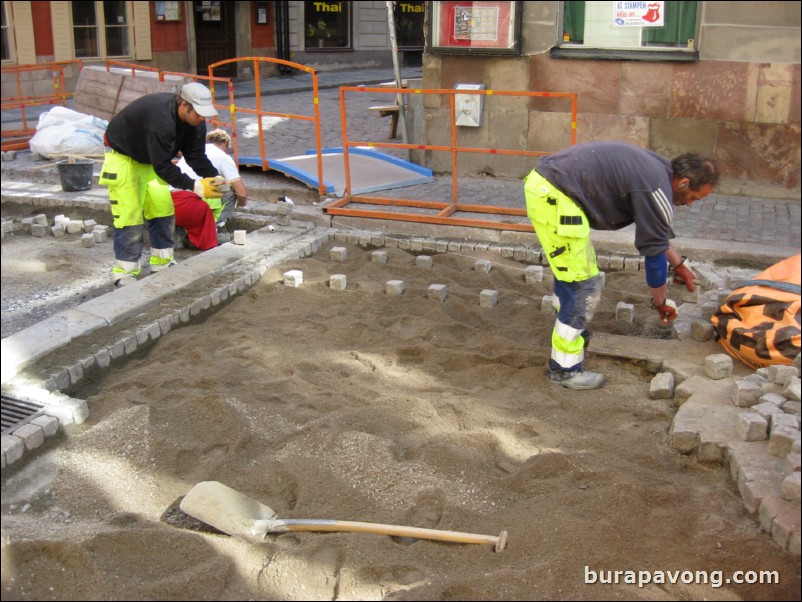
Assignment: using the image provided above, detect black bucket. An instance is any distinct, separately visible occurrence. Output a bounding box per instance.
[57,160,94,192]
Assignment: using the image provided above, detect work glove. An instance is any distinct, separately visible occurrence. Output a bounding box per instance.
[651,298,678,325]
[194,176,225,199]
[672,256,696,292]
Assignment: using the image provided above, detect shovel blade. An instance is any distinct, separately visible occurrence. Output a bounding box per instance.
[180,481,277,543]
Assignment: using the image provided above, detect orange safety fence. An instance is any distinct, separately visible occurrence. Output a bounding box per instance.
[102,60,161,76]
[1,60,82,150]
[4,57,573,234]
[101,57,325,185]
[2,56,326,196]
[326,86,577,232]
[207,56,326,196]
[99,58,327,199]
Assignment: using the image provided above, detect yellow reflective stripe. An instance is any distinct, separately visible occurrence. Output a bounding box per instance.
[150,260,175,272]
[112,260,141,276]
[150,247,175,269]
[551,348,583,367]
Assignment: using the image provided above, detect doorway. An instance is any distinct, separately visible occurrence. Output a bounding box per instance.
[194,1,236,77]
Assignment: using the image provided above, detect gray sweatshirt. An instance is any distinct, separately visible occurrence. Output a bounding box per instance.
[536,141,675,256]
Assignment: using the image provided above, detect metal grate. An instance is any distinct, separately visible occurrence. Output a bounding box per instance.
[1,395,45,436]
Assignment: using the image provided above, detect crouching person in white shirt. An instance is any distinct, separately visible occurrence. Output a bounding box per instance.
[176,128,248,240]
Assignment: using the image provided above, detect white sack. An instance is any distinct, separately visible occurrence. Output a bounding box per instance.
[29,107,108,158]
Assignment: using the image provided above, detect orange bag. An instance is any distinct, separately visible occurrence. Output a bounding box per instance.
[711,253,801,369]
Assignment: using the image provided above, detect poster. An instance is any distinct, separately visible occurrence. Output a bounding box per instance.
[613,1,665,27]
[453,6,499,41]
[155,1,181,21]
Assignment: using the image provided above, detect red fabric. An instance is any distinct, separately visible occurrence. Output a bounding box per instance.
[171,191,219,251]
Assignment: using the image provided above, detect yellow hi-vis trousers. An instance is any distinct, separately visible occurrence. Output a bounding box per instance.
[524,169,603,372]
[99,151,176,280]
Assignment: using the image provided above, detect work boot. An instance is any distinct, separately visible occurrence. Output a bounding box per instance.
[174,227,191,250]
[547,367,605,390]
[112,274,136,287]
[217,224,231,244]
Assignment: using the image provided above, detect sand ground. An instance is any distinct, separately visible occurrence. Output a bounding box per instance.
[2,231,800,601]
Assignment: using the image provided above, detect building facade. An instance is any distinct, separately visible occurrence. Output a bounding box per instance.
[420,1,800,200]
[0,1,421,78]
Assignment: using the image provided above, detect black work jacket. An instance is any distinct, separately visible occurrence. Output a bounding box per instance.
[105,93,217,191]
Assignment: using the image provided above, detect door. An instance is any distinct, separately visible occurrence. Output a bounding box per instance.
[194,1,236,77]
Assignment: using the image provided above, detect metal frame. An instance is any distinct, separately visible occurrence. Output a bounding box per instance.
[326,85,577,231]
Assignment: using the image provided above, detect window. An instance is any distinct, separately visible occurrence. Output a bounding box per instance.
[72,1,131,59]
[1,1,12,61]
[395,1,425,49]
[561,1,697,50]
[304,1,350,50]
[427,1,522,55]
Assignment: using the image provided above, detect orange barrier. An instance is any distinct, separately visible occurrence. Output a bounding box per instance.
[4,56,570,231]
[2,57,325,190]
[206,57,326,196]
[102,60,161,76]
[326,86,577,231]
[1,60,81,150]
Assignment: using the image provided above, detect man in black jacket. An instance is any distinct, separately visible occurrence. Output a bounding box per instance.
[100,82,224,286]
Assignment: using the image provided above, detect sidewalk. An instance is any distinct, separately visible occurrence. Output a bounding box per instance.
[2,61,802,251]
[5,65,799,257]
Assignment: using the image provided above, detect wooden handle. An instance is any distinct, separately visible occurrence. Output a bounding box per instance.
[262,519,508,552]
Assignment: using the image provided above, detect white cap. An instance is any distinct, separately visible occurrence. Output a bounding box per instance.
[180,82,217,117]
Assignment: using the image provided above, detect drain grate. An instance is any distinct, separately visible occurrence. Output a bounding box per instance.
[1,395,46,436]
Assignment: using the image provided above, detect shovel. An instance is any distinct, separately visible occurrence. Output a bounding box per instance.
[180,481,508,552]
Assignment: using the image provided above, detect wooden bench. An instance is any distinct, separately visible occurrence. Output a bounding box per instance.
[368,104,400,139]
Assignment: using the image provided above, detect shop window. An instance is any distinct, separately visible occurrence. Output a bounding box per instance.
[304,1,350,50]
[72,1,131,59]
[562,1,697,50]
[395,1,425,49]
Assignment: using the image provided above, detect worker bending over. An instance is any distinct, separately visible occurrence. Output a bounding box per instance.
[100,82,224,286]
